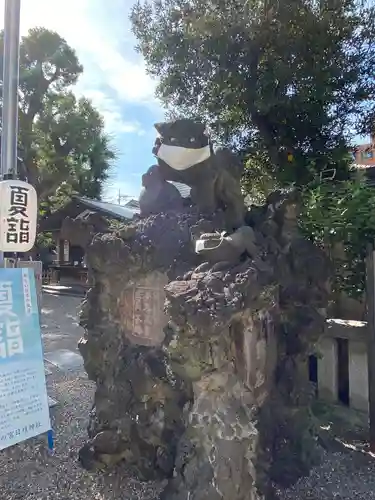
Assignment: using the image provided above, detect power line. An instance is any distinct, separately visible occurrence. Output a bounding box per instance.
[117,190,132,205]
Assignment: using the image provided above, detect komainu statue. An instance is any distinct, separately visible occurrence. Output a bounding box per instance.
[152,118,246,230]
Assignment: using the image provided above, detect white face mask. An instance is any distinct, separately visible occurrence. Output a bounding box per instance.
[156,143,211,171]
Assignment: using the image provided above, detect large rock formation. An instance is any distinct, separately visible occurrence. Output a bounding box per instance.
[75,188,330,499]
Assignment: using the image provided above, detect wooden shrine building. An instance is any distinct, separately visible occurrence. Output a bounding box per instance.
[39,195,137,284]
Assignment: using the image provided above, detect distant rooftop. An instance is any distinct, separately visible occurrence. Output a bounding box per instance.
[40,182,192,232]
[40,195,138,232]
[123,182,191,212]
[74,196,137,220]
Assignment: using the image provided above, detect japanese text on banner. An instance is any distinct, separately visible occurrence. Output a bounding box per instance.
[6,185,30,246]
[0,281,23,359]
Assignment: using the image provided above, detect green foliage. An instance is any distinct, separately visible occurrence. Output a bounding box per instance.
[0,27,115,207]
[36,231,54,249]
[300,175,375,297]
[131,0,375,297]
[242,156,280,205]
[131,0,375,185]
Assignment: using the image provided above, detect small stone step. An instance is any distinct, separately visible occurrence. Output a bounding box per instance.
[44,349,83,371]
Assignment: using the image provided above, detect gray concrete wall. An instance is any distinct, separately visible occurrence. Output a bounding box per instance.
[317,337,338,403]
[348,340,368,412]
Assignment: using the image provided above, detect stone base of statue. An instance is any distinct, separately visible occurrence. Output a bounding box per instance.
[72,189,329,499]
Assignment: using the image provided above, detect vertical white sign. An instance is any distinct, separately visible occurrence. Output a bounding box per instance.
[17,261,43,310]
[0,180,37,253]
[63,241,69,263]
[0,268,50,449]
[55,240,60,264]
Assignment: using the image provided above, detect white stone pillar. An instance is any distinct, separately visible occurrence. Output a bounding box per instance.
[317,337,338,402]
[348,340,369,412]
[55,239,60,264]
[63,240,69,263]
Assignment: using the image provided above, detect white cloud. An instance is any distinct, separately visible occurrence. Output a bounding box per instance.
[78,89,145,136]
[0,0,160,197]
[120,122,145,135]
[17,0,157,102]
[0,0,158,132]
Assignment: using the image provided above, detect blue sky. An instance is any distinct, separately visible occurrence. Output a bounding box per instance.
[0,0,164,203]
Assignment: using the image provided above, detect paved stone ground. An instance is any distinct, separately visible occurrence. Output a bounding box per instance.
[2,292,375,499]
[276,403,375,500]
[0,293,161,500]
[40,293,85,354]
[276,448,375,500]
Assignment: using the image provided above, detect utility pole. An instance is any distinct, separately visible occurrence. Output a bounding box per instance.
[366,242,375,452]
[1,0,21,180]
[0,0,21,265]
[117,190,131,205]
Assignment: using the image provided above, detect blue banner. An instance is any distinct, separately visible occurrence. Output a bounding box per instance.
[0,267,50,449]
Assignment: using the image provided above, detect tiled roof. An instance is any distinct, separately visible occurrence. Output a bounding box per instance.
[124,182,191,212]
[74,196,137,220]
[124,199,140,211]
[75,181,191,220]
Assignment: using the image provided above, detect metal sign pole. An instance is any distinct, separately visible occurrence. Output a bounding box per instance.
[0,0,21,265]
[1,0,21,179]
[367,243,375,451]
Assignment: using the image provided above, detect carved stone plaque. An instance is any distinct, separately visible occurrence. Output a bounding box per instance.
[121,271,168,346]
[242,312,277,406]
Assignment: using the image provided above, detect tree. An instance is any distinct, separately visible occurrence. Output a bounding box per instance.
[131,0,375,185]
[0,28,115,204]
[131,0,375,297]
[299,175,375,297]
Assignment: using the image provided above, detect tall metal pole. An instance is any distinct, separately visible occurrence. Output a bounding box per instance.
[0,0,21,265]
[1,0,21,179]
[367,243,375,452]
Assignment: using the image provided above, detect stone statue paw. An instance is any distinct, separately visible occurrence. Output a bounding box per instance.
[195,225,258,263]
